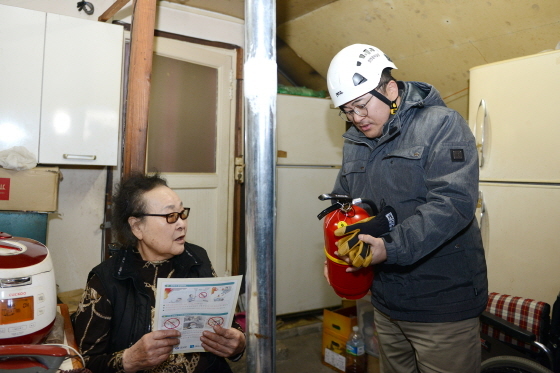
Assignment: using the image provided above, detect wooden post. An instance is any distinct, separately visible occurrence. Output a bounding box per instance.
[122,0,157,177]
[98,0,130,22]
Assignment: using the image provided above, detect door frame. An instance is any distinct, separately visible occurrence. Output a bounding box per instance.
[110,22,244,277]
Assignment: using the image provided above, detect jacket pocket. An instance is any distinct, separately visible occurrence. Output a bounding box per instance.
[341,159,368,176]
[383,146,426,194]
[341,160,368,194]
[412,247,474,307]
[386,145,425,160]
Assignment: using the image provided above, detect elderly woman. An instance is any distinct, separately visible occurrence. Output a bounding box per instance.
[71,173,245,373]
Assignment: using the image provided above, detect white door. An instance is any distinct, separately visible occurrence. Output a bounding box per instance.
[276,94,344,167]
[40,13,123,165]
[147,37,237,276]
[479,182,560,306]
[468,50,560,183]
[275,94,346,314]
[276,166,343,315]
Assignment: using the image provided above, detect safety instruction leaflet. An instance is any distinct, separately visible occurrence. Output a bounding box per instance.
[154,275,243,354]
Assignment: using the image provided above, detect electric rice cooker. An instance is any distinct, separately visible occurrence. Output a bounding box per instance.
[0,232,57,345]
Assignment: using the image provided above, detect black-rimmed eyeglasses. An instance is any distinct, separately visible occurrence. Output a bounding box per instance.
[135,208,190,224]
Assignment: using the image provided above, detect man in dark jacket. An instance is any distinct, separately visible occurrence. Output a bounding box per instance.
[325,44,488,372]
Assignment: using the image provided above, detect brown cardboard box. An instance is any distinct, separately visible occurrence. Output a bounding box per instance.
[321,306,358,372]
[0,166,60,212]
[322,328,348,372]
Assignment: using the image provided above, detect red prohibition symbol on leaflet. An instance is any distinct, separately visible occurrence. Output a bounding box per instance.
[199,292,208,298]
[207,317,224,327]
[164,318,181,329]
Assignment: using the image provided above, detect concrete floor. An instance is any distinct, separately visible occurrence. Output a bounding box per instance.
[228,314,380,373]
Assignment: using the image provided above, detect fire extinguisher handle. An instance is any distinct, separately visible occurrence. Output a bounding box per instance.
[317,203,342,220]
[318,193,353,202]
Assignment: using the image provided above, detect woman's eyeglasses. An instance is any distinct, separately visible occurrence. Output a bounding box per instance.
[136,208,190,224]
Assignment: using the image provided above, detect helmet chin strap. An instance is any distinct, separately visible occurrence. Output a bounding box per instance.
[369,89,398,115]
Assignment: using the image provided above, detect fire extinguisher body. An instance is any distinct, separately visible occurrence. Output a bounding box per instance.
[323,205,373,299]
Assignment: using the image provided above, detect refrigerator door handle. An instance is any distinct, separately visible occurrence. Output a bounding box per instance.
[477,190,487,254]
[475,99,487,168]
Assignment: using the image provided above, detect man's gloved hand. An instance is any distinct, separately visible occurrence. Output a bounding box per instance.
[337,238,372,267]
[334,205,397,267]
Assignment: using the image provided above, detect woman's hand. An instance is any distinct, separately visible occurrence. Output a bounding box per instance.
[200,325,246,358]
[336,234,387,272]
[122,330,180,373]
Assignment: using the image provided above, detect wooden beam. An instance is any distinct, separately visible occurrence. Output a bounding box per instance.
[122,0,157,177]
[98,0,131,22]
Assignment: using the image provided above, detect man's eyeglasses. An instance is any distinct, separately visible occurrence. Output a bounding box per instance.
[339,94,374,122]
[136,208,190,224]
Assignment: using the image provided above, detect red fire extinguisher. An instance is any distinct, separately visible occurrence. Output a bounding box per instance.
[317,194,378,300]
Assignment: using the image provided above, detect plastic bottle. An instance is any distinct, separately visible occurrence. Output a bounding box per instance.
[345,325,367,373]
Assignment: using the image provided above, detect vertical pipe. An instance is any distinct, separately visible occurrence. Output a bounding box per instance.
[244,0,277,372]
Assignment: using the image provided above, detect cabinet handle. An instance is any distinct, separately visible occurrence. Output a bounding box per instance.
[63,154,97,160]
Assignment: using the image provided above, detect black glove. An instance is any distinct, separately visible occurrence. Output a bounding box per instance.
[334,205,397,267]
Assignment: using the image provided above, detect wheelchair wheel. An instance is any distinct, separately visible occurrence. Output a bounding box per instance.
[481,356,553,373]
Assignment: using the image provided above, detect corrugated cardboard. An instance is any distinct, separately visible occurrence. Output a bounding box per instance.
[322,329,347,373]
[323,306,358,339]
[322,306,358,372]
[0,166,60,212]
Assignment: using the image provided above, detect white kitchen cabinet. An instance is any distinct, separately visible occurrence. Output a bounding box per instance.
[0,5,124,166]
[0,5,45,154]
[40,13,124,165]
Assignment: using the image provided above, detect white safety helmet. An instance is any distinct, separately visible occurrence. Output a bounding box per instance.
[327,44,397,108]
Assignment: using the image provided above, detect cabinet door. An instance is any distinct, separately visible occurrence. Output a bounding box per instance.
[468,50,560,183]
[276,94,345,167]
[40,14,123,165]
[478,182,560,306]
[0,5,45,157]
[276,166,343,315]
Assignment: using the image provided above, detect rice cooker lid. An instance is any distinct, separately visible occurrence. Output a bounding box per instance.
[0,232,48,269]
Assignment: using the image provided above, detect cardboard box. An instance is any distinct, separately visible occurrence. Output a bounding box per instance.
[0,166,60,212]
[322,306,358,372]
[322,328,348,372]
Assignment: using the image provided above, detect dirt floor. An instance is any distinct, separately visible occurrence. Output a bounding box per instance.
[229,313,380,373]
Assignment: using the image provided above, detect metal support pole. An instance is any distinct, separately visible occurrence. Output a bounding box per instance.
[244,0,277,372]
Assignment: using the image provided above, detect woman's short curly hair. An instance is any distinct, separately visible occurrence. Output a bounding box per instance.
[112,172,168,247]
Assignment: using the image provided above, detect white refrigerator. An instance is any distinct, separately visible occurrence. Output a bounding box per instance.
[275,93,348,315]
[468,49,560,306]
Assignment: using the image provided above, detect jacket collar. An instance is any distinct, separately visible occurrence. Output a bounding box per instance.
[113,244,203,281]
[343,81,443,147]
